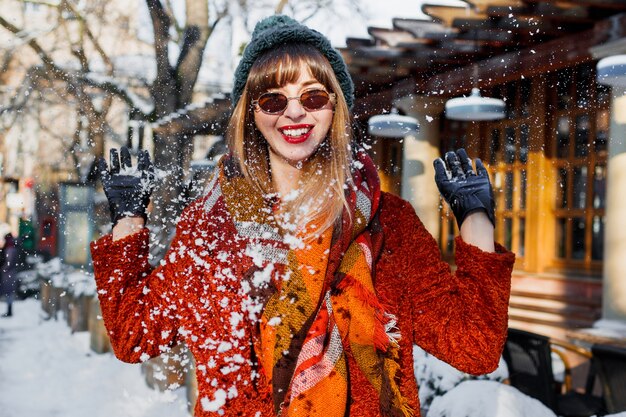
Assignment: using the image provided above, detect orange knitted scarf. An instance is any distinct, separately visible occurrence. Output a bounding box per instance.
[213,153,411,417]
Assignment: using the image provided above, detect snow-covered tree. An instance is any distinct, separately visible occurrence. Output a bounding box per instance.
[0,0,364,253]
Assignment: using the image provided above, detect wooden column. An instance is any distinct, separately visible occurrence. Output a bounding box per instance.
[523,75,557,273]
[395,96,446,239]
[602,85,626,323]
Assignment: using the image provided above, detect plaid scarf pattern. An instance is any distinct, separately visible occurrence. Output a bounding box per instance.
[205,153,412,417]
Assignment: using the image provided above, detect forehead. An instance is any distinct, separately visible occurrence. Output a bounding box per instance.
[270,67,323,90]
[275,61,319,83]
[250,58,328,97]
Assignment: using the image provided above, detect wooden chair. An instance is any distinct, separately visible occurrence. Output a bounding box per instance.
[503,328,605,417]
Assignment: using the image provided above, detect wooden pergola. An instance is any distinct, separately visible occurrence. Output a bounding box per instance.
[151,1,626,137]
[340,0,626,121]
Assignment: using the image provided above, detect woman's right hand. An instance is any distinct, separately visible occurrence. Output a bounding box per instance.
[98,146,157,227]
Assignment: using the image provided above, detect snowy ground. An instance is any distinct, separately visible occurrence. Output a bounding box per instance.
[2,298,626,417]
[0,299,190,417]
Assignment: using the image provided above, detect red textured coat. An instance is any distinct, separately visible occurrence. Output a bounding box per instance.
[90,191,515,416]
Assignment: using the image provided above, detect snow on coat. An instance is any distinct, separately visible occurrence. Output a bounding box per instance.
[90,191,515,417]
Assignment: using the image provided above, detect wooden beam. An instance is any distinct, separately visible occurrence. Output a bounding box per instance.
[452,16,591,36]
[368,27,418,48]
[352,89,394,122]
[523,0,626,11]
[421,3,485,27]
[392,18,456,39]
[454,28,515,43]
[346,37,374,48]
[419,13,626,95]
[488,5,596,25]
[466,0,524,12]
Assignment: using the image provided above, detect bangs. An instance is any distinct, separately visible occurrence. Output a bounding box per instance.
[246,43,335,99]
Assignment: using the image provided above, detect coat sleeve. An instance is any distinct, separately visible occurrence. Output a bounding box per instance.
[90,210,195,364]
[375,193,515,375]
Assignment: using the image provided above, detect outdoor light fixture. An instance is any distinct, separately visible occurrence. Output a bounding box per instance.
[597,55,626,87]
[368,108,419,138]
[445,88,506,121]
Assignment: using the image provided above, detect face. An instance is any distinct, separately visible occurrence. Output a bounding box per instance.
[253,63,334,168]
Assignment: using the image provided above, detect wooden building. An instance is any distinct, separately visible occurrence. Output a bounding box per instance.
[339,0,626,341]
[153,1,626,343]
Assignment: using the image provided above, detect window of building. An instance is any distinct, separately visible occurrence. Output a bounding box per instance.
[438,64,608,275]
[548,64,608,270]
[481,80,530,260]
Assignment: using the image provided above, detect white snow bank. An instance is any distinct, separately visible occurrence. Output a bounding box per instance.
[65,270,97,297]
[427,380,557,417]
[413,345,508,410]
[37,257,67,287]
[0,299,189,417]
[591,319,626,338]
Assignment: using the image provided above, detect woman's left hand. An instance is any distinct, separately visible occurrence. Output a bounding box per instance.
[433,148,495,229]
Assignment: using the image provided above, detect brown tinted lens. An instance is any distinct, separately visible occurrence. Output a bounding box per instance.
[258,93,288,113]
[301,90,330,110]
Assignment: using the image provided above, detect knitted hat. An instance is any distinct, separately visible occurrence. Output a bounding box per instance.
[231,15,354,109]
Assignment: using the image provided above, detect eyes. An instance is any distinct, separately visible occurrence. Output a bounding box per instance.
[252,89,335,114]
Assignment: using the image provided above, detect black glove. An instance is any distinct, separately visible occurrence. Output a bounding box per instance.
[433,148,495,228]
[98,146,157,226]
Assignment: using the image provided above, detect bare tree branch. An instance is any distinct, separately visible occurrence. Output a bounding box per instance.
[1,49,14,77]
[0,13,153,118]
[79,75,151,117]
[175,0,211,105]
[300,0,331,23]
[275,0,288,14]
[0,14,69,80]
[21,0,60,7]
[145,0,173,86]
[164,0,184,41]
[61,0,114,73]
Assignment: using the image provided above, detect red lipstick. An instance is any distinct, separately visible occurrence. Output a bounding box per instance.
[278,124,314,144]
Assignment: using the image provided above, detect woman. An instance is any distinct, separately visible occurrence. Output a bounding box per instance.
[91,15,514,417]
[1,233,19,318]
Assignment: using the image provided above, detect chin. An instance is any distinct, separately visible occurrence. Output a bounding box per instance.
[274,145,318,165]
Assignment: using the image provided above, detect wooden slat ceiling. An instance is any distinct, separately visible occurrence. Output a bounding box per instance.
[340,0,626,100]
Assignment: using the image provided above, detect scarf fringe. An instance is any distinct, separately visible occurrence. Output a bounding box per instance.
[336,274,401,352]
[382,354,414,417]
[336,274,383,309]
[383,312,401,347]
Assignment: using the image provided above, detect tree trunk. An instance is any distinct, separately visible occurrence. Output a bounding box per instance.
[146,0,211,258]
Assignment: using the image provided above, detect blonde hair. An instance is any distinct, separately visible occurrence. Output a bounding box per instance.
[227,43,353,236]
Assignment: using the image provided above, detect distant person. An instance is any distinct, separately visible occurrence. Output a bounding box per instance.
[1,233,19,317]
[91,15,515,417]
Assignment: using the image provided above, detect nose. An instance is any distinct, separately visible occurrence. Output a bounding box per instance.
[282,97,306,119]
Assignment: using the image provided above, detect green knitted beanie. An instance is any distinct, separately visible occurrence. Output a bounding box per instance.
[231,15,354,109]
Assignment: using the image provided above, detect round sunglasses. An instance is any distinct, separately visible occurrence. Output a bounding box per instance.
[251,89,336,114]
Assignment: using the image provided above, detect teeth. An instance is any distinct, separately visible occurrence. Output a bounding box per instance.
[282,128,309,137]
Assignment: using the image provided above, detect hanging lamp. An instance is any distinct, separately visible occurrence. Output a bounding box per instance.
[445,87,506,121]
[597,54,626,87]
[368,108,419,138]
[444,17,506,122]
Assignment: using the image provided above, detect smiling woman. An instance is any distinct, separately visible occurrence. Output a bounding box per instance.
[90,14,515,417]
[231,45,347,233]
